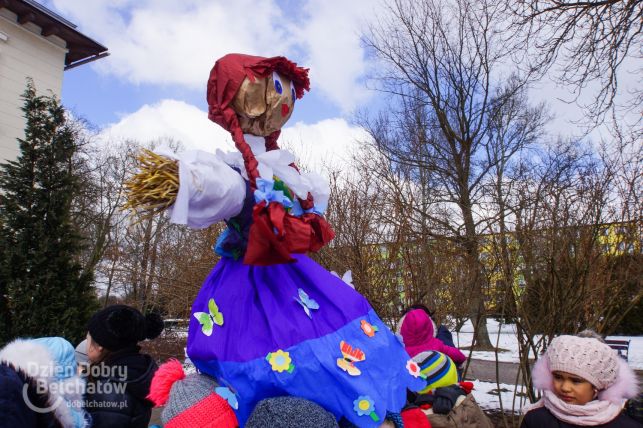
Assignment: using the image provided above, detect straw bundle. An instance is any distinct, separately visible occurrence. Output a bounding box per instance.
[123,149,179,217]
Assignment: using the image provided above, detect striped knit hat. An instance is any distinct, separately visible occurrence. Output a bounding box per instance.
[147,359,238,428]
[413,350,458,393]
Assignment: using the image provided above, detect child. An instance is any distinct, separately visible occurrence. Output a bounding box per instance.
[400,309,467,365]
[0,337,89,428]
[399,304,456,348]
[246,396,338,428]
[522,333,640,427]
[147,359,238,428]
[84,305,163,428]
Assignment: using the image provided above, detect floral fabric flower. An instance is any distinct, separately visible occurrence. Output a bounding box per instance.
[266,349,294,373]
[353,395,379,422]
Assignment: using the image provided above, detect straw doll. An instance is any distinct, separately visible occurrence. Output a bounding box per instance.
[125,53,423,427]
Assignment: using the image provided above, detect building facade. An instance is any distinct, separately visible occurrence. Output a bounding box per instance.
[0,0,106,162]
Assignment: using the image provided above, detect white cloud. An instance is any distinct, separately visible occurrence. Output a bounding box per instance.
[99,99,234,151]
[99,100,367,174]
[53,0,290,89]
[293,0,378,113]
[281,118,369,173]
[50,0,378,113]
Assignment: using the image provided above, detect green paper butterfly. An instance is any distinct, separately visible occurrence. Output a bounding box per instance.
[193,298,224,336]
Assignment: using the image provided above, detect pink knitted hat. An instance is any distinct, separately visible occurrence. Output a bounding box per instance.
[547,335,618,390]
[532,334,639,404]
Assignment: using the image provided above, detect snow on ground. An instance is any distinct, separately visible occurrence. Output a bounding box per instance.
[471,380,529,414]
[454,319,643,370]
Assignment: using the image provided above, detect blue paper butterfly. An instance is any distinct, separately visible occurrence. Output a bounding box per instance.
[294,288,319,319]
[215,386,239,410]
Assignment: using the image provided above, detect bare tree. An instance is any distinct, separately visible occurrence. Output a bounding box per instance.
[72,139,135,283]
[504,0,643,121]
[315,147,473,328]
[362,0,544,348]
[490,139,643,413]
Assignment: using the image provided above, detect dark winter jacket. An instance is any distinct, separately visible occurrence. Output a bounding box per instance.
[625,393,643,424]
[521,407,642,428]
[0,362,63,428]
[436,325,455,348]
[0,338,89,428]
[84,346,157,428]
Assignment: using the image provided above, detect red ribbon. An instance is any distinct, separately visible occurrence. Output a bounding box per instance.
[244,202,335,266]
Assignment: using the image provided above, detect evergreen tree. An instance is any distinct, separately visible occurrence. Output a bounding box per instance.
[0,82,97,345]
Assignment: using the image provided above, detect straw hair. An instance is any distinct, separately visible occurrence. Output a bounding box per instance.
[123,149,179,218]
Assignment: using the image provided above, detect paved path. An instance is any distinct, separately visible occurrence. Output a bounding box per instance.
[465,359,529,385]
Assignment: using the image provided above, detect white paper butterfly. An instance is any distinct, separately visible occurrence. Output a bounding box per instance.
[331,270,354,289]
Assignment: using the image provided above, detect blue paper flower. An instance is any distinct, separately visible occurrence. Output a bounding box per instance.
[291,199,304,216]
[304,204,327,216]
[254,178,293,209]
[354,395,377,418]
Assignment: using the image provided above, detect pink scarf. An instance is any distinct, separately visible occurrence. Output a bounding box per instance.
[523,391,624,426]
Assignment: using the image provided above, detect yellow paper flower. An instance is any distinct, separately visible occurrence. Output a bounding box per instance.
[267,350,293,373]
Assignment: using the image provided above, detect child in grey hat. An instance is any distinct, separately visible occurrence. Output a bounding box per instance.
[147,359,238,428]
[246,396,338,428]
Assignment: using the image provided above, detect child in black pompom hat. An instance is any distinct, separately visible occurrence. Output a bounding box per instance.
[87,304,164,352]
[83,305,164,428]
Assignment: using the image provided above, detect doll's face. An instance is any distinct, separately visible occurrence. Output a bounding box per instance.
[231,71,296,136]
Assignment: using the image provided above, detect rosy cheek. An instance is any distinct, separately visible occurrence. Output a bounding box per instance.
[281,103,290,117]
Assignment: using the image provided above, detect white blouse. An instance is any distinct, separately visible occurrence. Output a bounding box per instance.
[158,135,330,229]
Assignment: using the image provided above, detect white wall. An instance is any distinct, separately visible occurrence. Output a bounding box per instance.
[0,8,67,163]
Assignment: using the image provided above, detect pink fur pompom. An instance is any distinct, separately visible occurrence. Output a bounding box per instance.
[599,357,639,404]
[531,356,553,391]
[147,359,185,406]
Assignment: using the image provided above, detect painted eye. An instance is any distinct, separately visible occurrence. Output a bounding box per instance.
[273,72,283,94]
[291,85,296,103]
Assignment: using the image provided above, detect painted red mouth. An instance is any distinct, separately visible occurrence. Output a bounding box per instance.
[281,103,290,117]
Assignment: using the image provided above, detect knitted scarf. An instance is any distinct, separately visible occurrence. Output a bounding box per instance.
[523,390,624,426]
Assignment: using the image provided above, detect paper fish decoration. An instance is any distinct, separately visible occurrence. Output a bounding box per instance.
[360,320,379,337]
[294,288,319,318]
[193,298,224,336]
[336,340,366,376]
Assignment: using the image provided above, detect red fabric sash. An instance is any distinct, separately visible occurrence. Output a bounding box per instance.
[244,201,335,266]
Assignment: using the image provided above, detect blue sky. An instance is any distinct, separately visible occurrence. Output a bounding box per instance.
[43,0,381,163]
[42,0,639,164]
[61,61,345,128]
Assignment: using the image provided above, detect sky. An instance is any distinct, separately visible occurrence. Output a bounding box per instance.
[43,0,639,169]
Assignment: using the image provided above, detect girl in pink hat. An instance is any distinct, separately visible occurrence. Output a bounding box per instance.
[399,308,466,365]
[521,332,640,427]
